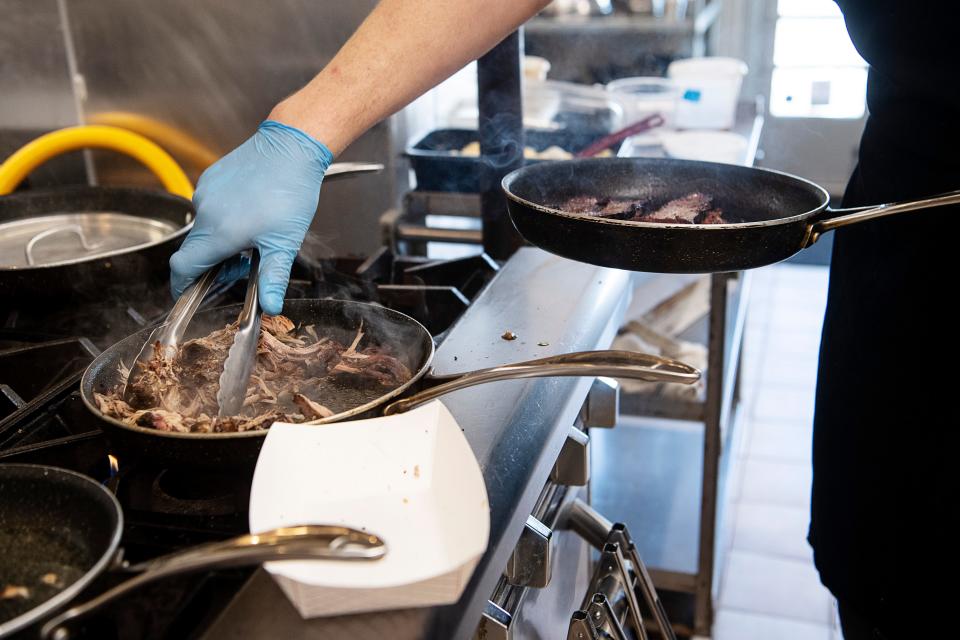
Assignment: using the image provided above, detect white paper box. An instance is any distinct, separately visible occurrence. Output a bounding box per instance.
[248,401,490,618]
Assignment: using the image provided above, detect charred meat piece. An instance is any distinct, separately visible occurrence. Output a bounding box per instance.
[642,192,712,223]
[700,209,727,224]
[557,196,648,220]
[98,316,412,434]
[557,191,728,224]
[559,195,603,214]
[598,198,647,220]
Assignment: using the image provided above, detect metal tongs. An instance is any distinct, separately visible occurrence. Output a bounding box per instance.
[124,251,262,417]
[122,161,384,414]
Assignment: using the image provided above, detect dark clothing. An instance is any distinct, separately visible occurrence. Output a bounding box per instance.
[839,601,889,640]
[811,2,960,637]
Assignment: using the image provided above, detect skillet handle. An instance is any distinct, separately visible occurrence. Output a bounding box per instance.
[40,525,385,640]
[804,189,960,246]
[382,349,700,416]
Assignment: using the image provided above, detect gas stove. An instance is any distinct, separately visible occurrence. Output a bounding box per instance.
[2,247,659,640]
[0,250,498,639]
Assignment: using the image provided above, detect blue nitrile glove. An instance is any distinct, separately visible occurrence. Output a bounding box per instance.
[169,120,334,315]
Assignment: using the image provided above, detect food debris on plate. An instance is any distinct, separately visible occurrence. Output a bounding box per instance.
[97,316,412,434]
[555,192,730,224]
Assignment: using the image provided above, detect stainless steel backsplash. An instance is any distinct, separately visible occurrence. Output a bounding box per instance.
[1,0,406,256]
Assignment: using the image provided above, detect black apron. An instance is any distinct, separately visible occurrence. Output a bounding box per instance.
[811,2,960,635]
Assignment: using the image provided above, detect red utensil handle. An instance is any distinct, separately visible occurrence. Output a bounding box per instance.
[576,113,665,158]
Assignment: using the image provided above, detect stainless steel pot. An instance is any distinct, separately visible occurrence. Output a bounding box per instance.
[0,163,382,301]
[0,186,192,300]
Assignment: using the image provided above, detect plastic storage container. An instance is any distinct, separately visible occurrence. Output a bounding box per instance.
[605,77,678,126]
[667,57,748,130]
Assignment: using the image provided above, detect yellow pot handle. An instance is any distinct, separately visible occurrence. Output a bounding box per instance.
[0,125,194,199]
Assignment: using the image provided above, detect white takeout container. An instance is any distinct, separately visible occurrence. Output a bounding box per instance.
[667,57,748,130]
[248,401,490,618]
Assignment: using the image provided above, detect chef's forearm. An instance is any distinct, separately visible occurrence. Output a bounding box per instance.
[268,0,550,155]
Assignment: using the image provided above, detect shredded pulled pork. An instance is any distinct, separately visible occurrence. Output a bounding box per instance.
[96,315,412,433]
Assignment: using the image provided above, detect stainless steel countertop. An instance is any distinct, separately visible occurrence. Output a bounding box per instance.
[204,248,632,640]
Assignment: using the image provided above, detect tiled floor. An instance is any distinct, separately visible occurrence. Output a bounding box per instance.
[714,263,841,640]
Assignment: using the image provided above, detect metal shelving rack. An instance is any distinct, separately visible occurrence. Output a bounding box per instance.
[616,100,764,636]
[525,0,723,83]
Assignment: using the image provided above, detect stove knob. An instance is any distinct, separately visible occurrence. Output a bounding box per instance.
[504,515,553,588]
[579,377,619,429]
[475,600,512,640]
[551,426,590,486]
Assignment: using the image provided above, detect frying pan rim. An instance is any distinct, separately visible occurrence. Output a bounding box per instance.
[501,156,831,229]
[0,463,123,638]
[80,299,436,441]
[0,186,194,273]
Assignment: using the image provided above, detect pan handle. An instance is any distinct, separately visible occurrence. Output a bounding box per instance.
[804,189,960,246]
[40,525,385,640]
[382,349,700,416]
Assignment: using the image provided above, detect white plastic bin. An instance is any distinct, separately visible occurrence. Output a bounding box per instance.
[667,57,748,130]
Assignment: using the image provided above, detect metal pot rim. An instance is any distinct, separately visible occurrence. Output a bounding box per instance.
[0,186,193,272]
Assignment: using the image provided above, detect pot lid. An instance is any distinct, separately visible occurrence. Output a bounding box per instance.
[0,212,180,269]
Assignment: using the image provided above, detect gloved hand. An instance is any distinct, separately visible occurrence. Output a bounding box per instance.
[169,120,334,315]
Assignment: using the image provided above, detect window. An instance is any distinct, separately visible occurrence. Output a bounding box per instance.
[770,0,867,118]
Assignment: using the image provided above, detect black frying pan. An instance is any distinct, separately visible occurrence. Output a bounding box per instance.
[0,463,384,639]
[81,299,699,471]
[503,157,960,273]
[0,464,121,638]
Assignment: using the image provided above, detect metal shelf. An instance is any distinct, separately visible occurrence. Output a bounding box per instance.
[528,0,721,37]
[527,0,722,63]
[619,271,751,425]
[609,99,764,636]
[528,14,697,36]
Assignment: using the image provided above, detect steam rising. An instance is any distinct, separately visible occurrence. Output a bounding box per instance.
[477,112,525,170]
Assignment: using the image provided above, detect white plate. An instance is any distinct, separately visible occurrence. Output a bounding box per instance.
[660,130,748,164]
[248,401,489,618]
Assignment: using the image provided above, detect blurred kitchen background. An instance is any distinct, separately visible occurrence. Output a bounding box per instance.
[0,0,865,262]
[0,1,865,638]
